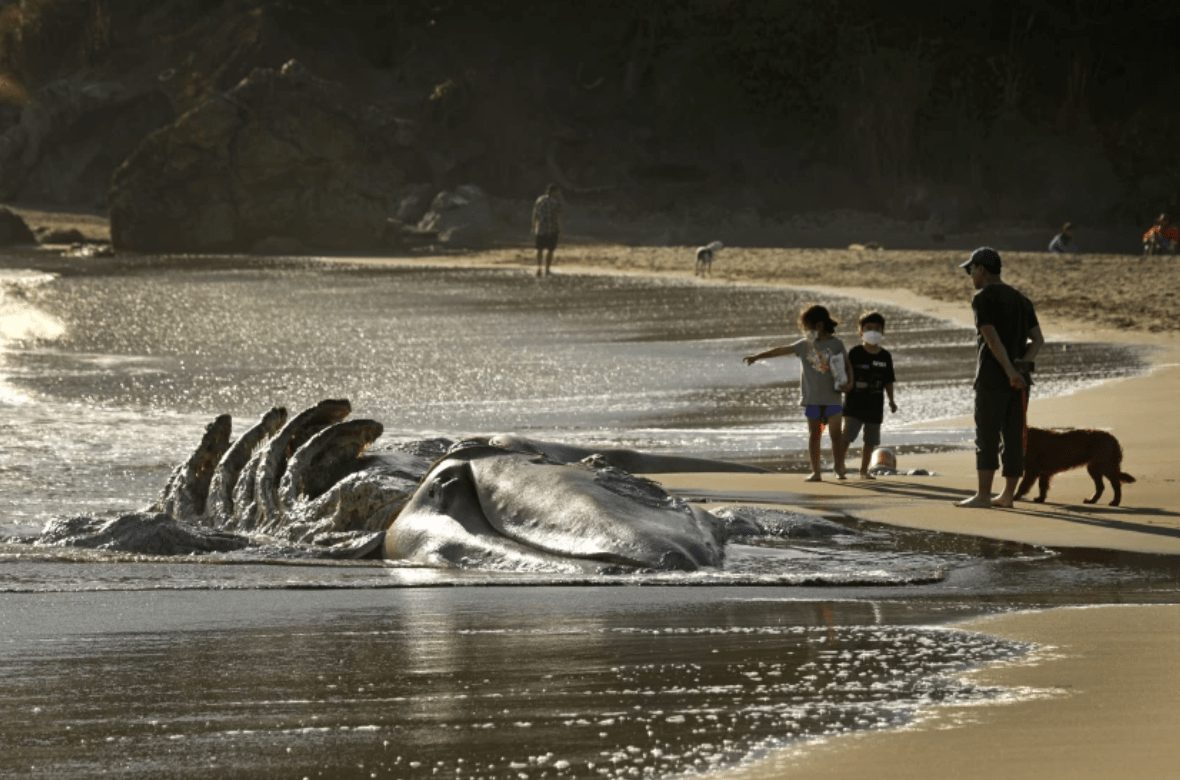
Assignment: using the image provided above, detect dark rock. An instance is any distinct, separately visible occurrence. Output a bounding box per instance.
[0,206,36,245]
[109,59,430,253]
[416,184,498,248]
[0,79,173,205]
[392,182,437,223]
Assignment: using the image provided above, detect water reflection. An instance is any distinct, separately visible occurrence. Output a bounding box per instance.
[0,589,1028,780]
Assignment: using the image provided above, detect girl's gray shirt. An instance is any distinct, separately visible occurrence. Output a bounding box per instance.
[794,336,849,407]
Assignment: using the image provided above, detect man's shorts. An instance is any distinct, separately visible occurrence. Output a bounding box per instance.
[843,415,881,449]
[804,404,843,423]
[535,232,559,252]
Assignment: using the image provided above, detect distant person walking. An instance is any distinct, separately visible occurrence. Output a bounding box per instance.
[532,183,564,276]
[955,247,1044,509]
[1143,213,1178,255]
[744,304,851,481]
[1048,222,1076,253]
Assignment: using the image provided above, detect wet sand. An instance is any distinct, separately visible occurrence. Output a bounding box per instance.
[651,346,1180,779]
[710,605,1180,780]
[647,277,1180,779]
[325,244,1180,779]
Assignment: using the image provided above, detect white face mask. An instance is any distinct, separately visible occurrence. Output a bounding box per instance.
[862,330,884,346]
[805,329,819,342]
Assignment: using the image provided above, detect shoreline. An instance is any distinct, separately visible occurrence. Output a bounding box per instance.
[317,245,1180,779]
[6,219,1179,777]
[634,263,1180,779]
[303,244,1180,545]
[710,604,1180,780]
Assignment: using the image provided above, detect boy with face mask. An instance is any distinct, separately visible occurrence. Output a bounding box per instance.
[840,311,898,479]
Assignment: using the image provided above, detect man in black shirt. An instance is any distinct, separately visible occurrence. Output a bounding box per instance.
[955,247,1044,508]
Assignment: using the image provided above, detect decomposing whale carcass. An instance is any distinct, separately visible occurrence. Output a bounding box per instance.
[388,444,726,572]
[41,399,427,558]
[36,399,766,571]
[484,434,765,475]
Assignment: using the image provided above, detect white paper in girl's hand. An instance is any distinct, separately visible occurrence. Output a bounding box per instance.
[829,352,848,389]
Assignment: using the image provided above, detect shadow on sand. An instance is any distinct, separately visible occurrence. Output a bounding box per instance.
[839,477,1180,542]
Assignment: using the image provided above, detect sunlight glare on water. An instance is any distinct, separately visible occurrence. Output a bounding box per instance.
[0,256,1149,529]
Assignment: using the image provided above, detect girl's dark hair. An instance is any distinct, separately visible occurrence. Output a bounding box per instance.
[858,311,886,329]
[799,304,838,333]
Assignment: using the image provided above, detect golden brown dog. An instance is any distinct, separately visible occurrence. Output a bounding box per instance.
[1015,427,1135,506]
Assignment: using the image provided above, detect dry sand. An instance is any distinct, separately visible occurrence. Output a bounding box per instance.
[11,208,1180,778]
[471,243,1180,335]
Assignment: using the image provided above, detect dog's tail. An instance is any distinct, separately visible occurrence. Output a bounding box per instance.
[1118,472,1136,484]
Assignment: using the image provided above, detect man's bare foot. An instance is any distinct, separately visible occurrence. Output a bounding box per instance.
[859,471,875,480]
[991,494,1014,508]
[836,472,847,480]
[804,473,822,482]
[954,495,994,508]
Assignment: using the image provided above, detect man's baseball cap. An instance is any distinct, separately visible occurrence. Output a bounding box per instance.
[960,246,1002,274]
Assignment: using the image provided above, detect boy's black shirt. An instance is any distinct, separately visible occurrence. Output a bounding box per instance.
[844,345,895,424]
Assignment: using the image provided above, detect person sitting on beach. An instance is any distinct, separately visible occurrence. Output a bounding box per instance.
[839,311,898,479]
[1143,213,1179,255]
[744,303,851,481]
[1048,222,1076,254]
[956,247,1044,509]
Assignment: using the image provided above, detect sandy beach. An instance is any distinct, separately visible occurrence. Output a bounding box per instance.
[709,604,1180,780]
[9,210,1180,778]
[310,239,1179,545]
[605,248,1180,780]
[343,241,1180,779]
[646,277,1180,778]
[575,245,1180,779]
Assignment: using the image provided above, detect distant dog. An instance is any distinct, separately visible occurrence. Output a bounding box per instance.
[694,240,723,276]
[1015,427,1135,506]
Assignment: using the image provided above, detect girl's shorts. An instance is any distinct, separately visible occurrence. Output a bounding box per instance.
[804,404,843,422]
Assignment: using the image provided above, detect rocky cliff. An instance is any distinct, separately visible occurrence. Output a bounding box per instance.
[0,0,1176,252]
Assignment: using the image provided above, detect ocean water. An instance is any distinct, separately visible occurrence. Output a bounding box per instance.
[0,250,1175,780]
[0,252,1148,530]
